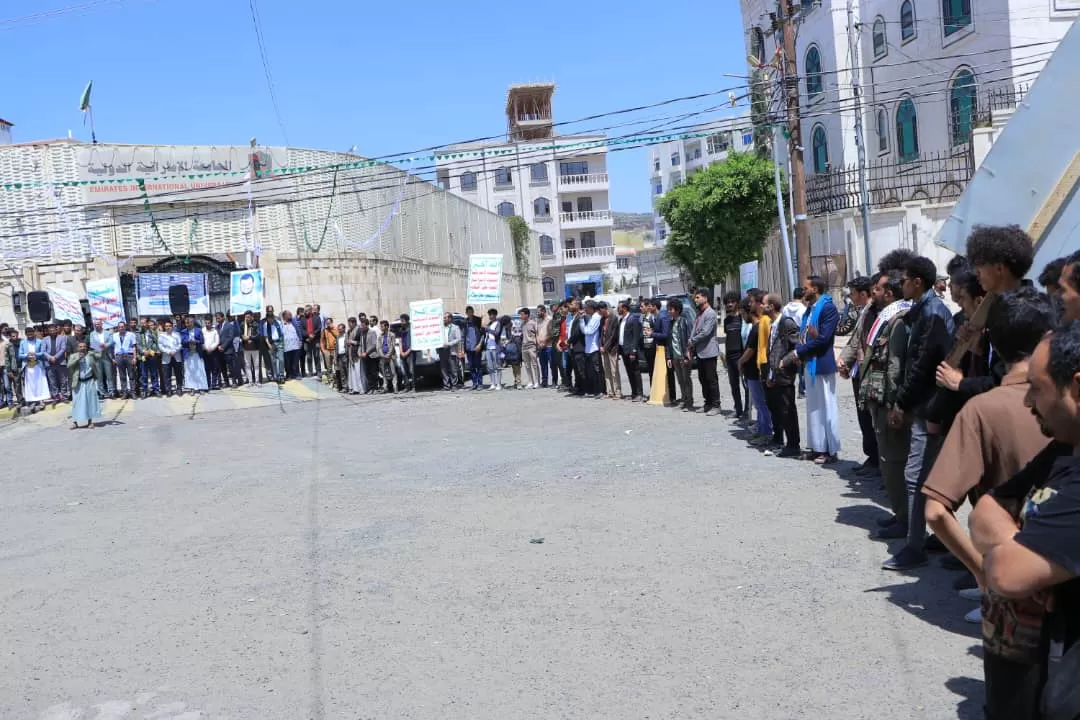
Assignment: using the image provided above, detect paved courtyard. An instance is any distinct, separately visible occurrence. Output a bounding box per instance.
[1,377,982,720]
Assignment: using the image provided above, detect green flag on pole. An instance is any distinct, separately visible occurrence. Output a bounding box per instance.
[79,81,92,112]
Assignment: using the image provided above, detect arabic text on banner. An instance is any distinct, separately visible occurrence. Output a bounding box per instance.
[85,278,126,329]
[230,269,265,316]
[466,254,503,304]
[136,273,210,315]
[409,298,444,352]
[47,287,86,327]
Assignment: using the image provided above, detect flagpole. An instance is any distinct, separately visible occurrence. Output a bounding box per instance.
[88,105,97,144]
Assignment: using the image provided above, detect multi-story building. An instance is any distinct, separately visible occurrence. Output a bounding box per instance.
[435,84,613,301]
[648,114,755,246]
[738,0,1077,276]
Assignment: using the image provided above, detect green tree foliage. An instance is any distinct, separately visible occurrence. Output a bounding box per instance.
[508,215,531,277]
[656,152,778,287]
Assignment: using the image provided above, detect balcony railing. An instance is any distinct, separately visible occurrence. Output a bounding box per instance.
[559,209,613,226]
[558,172,609,187]
[534,213,553,222]
[564,245,615,263]
[806,149,974,216]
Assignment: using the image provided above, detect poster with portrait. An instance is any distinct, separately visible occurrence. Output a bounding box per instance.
[230,269,265,316]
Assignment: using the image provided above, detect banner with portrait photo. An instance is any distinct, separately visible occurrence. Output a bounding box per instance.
[230,268,265,316]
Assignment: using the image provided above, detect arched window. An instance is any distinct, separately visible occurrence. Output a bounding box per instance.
[872,17,887,59]
[530,163,548,182]
[497,201,515,217]
[804,46,823,98]
[876,107,889,153]
[751,27,765,62]
[896,97,919,163]
[533,197,551,217]
[949,68,977,146]
[900,1,916,41]
[495,167,513,187]
[539,234,554,255]
[943,0,971,37]
[460,171,477,191]
[542,277,556,293]
[811,125,829,174]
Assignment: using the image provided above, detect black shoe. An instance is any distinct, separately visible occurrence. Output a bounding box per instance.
[875,522,907,540]
[882,547,929,571]
[777,446,801,458]
[925,534,948,554]
[875,514,898,528]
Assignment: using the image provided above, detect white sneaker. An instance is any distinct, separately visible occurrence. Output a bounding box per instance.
[489,384,497,391]
[958,588,982,601]
[496,385,502,391]
[964,607,981,623]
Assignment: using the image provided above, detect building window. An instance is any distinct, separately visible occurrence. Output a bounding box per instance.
[533,197,551,217]
[876,107,889,153]
[436,169,450,189]
[949,68,977,146]
[805,45,823,98]
[669,171,682,187]
[896,97,919,163]
[872,17,887,59]
[530,163,548,182]
[616,256,630,269]
[657,227,667,242]
[742,132,753,146]
[576,196,593,212]
[559,161,588,176]
[653,157,660,172]
[751,27,765,62]
[670,152,681,167]
[654,182,663,195]
[811,125,829,174]
[542,277,556,293]
[943,0,971,36]
[497,201,515,217]
[539,234,554,255]
[900,1,916,41]
[707,133,729,154]
[460,171,477,191]
[580,231,596,248]
[495,167,513,187]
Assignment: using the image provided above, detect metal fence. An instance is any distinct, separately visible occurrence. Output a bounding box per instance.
[806,149,975,217]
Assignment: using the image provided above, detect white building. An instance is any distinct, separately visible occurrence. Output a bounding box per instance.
[648,114,755,246]
[435,84,613,302]
[738,0,1077,278]
[0,140,541,328]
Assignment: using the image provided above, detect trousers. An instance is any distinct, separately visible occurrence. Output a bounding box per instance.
[725,355,744,415]
[522,347,540,387]
[485,348,502,387]
[304,338,322,376]
[852,376,879,464]
[672,358,694,409]
[697,356,720,410]
[538,346,552,386]
[746,377,772,436]
[768,383,800,449]
[905,417,943,552]
[97,354,115,395]
[116,355,137,395]
[466,350,483,387]
[602,349,622,397]
[621,350,642,398]
[872,404,912,523]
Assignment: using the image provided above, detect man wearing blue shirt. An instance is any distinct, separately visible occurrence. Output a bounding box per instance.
[112,321,139,400]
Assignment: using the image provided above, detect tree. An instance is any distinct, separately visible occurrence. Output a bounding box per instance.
[508,215,531,278]
[656,152,778,288]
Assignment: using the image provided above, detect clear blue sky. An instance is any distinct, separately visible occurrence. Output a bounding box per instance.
[2,0,748,212]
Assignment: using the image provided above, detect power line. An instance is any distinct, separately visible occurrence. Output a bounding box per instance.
[247,0,289,145]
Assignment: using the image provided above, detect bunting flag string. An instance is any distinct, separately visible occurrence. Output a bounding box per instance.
[136,179,174,256]
[0,130,717,192]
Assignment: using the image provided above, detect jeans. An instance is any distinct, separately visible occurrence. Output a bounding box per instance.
[746,377,772,436]
[139,355,159,394]
[697,356,720,410]
[379,357,396,391]
[538,346,552,386]
[466,350,483,387]
[304,338,322,376]
[0,367,12,405]
[672,357,694,409]
[116,355,137,395]
[46,360,69,399]
[97,355,115,396]
[548,347,562,387]
[725,356,744,416]
[268,346,285,381]
[400,351,417,389]
[561,350,574,389]
[485,348,502,387]
[224,353,241,386]
[905,417,943,552]
[872,404,911,523]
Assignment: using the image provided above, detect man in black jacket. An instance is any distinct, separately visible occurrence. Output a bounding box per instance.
[883,255,956,571]
[617,300,644,401]
[217,313,241,388]
[764,293,801,456]
[568,304,587,397]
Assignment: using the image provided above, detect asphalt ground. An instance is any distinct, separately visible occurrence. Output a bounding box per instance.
[1,373,983,720]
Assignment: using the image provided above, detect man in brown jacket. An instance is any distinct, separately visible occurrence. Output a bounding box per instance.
[599,301,622,399]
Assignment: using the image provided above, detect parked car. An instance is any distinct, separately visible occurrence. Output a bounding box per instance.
[392,313,482,388]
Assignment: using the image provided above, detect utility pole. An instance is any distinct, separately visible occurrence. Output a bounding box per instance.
[847,0,874,275]
[781,0,811,281]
